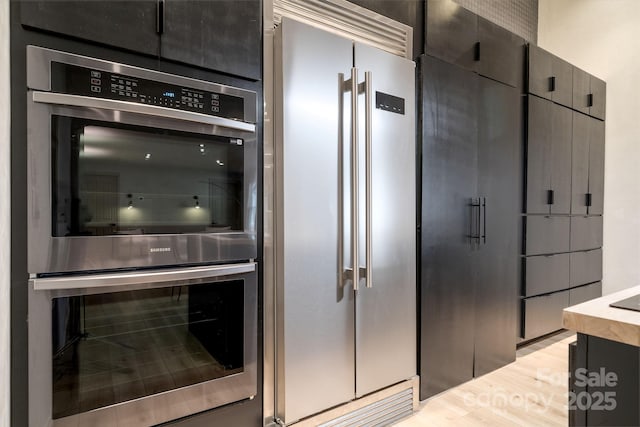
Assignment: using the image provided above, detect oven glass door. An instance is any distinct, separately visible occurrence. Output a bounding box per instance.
[29,265,257,426]
[52,280,244,419]
[52,116,245,237]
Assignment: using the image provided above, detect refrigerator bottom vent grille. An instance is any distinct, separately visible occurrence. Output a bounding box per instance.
[318,388,414,427]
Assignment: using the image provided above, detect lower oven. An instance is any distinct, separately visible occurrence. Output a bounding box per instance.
[28,263,257,427]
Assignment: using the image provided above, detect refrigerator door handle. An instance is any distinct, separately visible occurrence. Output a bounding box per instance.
[364,71,373,288]
[350,67,360,291]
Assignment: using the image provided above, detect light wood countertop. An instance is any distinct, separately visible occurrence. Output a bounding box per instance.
[563,285,640,347]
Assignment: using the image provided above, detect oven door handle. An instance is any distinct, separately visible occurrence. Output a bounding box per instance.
[32,91,256,133]
[30,262,256,291]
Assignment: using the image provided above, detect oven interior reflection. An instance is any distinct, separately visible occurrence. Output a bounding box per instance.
[51,281,244,419]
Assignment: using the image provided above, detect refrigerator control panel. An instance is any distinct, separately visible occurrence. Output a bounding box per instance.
[375,91,405,115]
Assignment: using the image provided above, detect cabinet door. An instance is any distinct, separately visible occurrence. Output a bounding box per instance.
[477,17,524,88]
[419,55,477,399]
[162,0,261,80]
[526,96,552,214]
[590,76,606,120]
[19,0,160,56]
[474,77,519,376]
[572,112,590,214]
[588,118,605,215]
[551,56,573,108]
[528,44,553,100]
[425,0,478,72]
[550,103,572,214]
[573,67,591,114]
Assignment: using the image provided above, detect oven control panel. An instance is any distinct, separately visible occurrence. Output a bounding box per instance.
[50,62,246,121]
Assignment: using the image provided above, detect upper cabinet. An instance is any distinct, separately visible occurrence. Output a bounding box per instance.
[426,0,524,88]
[574,66,606,120]
[528,44,572,107]
[477,17,524,88]
[162,0,261,80]
[19,0,262,80]
[19,0,161,57]
[425,0,478,71]
[528,44,606,120]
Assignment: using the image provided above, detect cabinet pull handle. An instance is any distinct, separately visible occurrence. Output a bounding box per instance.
[586,193,592,207]
[587,93,594,107]
[549,76,556,92]
[482,197,487,245]
[468,198,481,247]
[474,42,481,61]
[547,189,555,205]
[157,0,165,35]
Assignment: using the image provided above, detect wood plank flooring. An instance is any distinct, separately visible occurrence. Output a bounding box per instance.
[396,331,576,426]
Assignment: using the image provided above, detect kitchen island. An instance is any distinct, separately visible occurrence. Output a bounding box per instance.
[563,285,640,426]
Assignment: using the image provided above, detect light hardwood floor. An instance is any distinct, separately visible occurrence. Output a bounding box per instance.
[396,331,576,426]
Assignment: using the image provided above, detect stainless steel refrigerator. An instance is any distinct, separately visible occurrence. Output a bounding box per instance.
[274,18,416,424]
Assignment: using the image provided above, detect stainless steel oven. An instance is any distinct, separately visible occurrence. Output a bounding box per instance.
[27,46,258,274]
[28,263,257,426]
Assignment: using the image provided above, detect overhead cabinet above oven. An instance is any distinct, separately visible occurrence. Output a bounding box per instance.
[19,0,261,80]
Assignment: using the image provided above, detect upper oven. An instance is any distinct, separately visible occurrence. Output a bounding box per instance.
[26,46,258,275]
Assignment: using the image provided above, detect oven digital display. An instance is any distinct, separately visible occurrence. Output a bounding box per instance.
[50,62,246,121]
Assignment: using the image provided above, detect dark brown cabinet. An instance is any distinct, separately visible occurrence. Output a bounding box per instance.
[19,0,160,56]
[572,113,605,215]
[425,0,523,87]
[528,44,573,107]
[162,0,261,79]
[522,290,569,340]
[524,253,570,297]
[425,0,477,72]
[19,0,262,80]
[420,54,519,398]
[570,249,602,287]
[570,216,603,252]
[524,216,570,255]
[568,282,602,306]
[526,96,572,214]
[574,66,607,120]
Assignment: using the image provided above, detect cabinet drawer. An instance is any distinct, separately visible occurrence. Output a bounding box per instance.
[524,216,570,255]
[524,253,570,297]
[522,290,570,340]
[569,282,602,306]
[570,249,602,287]
[570,216,603,251]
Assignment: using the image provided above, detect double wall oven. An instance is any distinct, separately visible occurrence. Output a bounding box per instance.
[26,46,258,426]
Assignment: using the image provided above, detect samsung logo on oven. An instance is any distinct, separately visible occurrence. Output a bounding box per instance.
[150,247,172,253]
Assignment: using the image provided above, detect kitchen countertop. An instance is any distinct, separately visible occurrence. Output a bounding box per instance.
[563,285,640,347]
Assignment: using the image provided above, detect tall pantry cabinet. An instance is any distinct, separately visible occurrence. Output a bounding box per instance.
[521,45,606,342]
[419,0,523,399]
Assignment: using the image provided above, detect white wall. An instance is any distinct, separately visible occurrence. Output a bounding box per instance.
[0,0,10,423]
[538,0,640,295]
